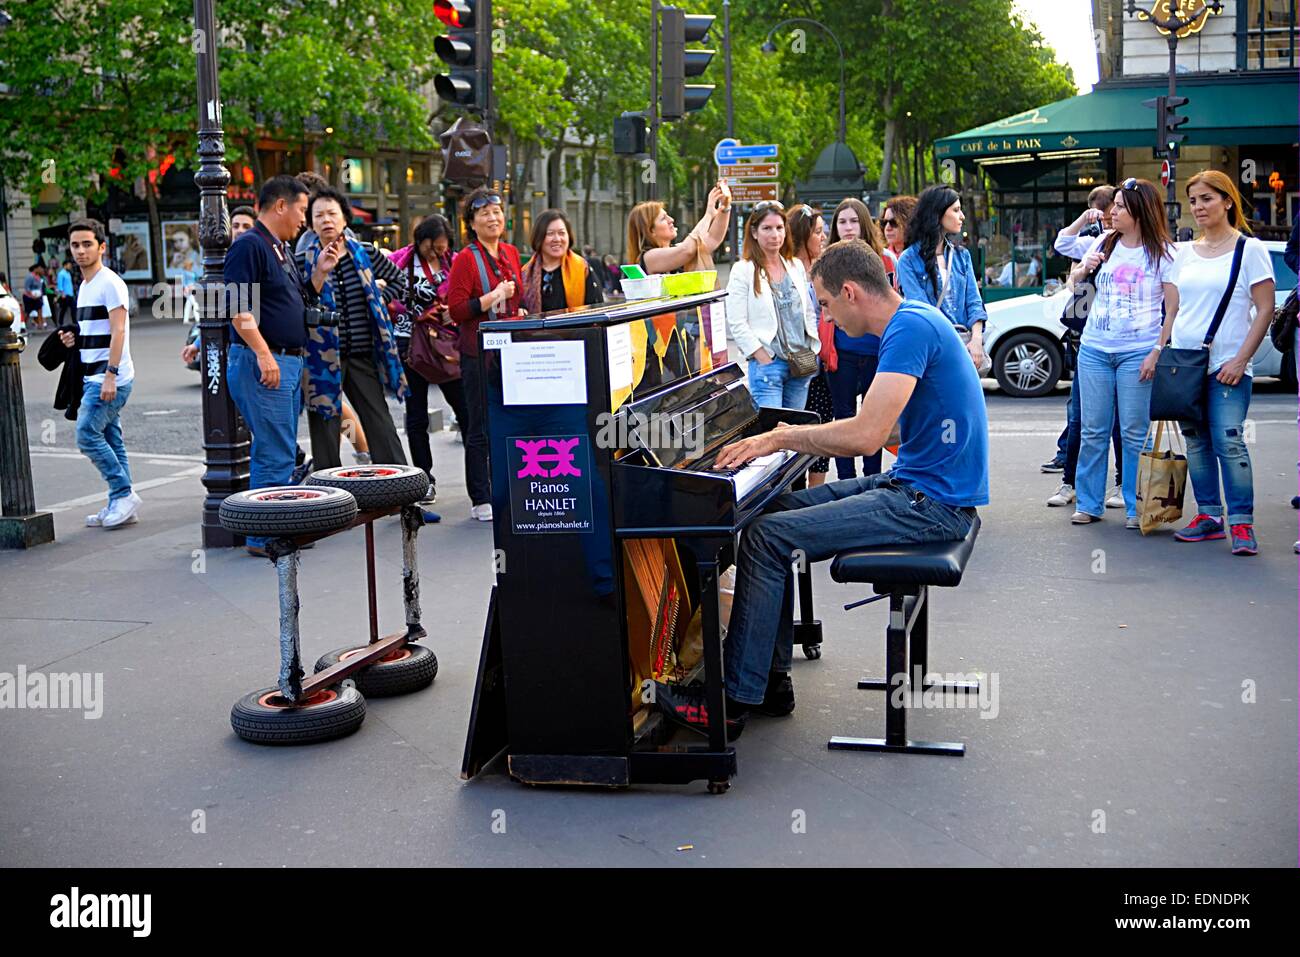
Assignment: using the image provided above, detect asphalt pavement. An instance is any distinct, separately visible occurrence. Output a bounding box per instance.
[1,322,1296,866]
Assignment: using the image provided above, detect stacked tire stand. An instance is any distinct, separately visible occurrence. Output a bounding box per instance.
[220,466,439,744]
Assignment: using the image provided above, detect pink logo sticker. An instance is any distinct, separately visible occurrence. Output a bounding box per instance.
[515,437,583,478]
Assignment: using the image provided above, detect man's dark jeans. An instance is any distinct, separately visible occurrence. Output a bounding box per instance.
[723,474,977,704]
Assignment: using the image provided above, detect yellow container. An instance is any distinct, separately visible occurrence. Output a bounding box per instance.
[661,270,718,296]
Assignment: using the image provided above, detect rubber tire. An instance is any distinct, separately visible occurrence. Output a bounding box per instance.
[313,643,438,697]
[993,331,1063,398]
[219,486,358,537]
[802,644,822,660]
[306,464,429,511]
[230,684,366,745]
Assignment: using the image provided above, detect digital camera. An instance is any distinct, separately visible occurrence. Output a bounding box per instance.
[304,305,341,328]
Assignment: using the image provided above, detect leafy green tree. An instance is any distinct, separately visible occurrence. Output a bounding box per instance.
[0,0,196,282]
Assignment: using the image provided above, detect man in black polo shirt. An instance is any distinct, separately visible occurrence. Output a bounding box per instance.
[225,175,341,556]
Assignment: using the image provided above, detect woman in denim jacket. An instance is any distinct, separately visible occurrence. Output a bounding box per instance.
[895,185,988,371]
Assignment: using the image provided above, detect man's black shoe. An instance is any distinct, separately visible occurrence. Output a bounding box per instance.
[652,681,747,741]
[291,457,314,485]
[1291,495,1299,509]
[1040,457,1066,473]
[752,671,795,717]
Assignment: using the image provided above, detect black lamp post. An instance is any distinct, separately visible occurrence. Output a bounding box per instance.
[1124,1,1225,237]
[761,17,846,145]
[193,0,249,547]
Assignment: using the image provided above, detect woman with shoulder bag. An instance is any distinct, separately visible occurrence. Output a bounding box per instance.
[896,185,989,373]
[446,187,523,522]
[1070,178,1175,528]
[789,203,832,486]
[388,214,468,518]
[1147,170,1275,555]
[725,201,819,410]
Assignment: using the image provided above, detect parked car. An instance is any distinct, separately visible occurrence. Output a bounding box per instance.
[981,239,1297,397]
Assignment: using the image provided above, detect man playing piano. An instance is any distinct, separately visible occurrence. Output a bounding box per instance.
[665,239,989,737]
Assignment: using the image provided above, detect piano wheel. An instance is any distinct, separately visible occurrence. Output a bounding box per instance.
[802,644,822,660]
[707,780,731,795]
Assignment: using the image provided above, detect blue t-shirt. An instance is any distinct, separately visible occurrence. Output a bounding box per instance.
[877,300,989,507]
[223,222,307,350]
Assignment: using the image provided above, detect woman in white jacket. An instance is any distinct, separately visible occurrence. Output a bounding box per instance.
[726,201,819,409]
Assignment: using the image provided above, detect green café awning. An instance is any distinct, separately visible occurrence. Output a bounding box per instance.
[935,78,1299,162]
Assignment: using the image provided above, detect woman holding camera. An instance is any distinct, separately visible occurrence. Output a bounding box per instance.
[298,186,409,471]
[626,184,731,276]
[446,186,523,522]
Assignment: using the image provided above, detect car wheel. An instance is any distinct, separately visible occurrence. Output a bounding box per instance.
[993,331,1062,398]
[230,684,366,745]
[306,464,430,511]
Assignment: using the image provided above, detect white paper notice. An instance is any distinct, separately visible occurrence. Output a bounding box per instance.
[605,323,633,392]
[709,300,727,353]
[501,340,588,406]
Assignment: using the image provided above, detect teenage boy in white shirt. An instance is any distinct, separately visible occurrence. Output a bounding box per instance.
[58,218,140,528]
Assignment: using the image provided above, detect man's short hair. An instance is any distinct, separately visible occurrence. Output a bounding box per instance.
[68,218,107,245]
[810,239,892,299]
[294,170,329,192]
[258,175,309,211]
[1088,185,1117,210]
[308,186,352,224]
[230,205,256,222]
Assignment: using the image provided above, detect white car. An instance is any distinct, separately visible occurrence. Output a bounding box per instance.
[982,239,1297,398]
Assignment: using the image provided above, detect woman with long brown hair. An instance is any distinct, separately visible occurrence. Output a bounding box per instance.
[625,184,732,275]
[824,197,887,478]
[880,195,917,280]
[1153,169,1275,554]
[1069,177,1175,528]
[724,200,818,409]
[520,209,604,314]
[788,203,832,486]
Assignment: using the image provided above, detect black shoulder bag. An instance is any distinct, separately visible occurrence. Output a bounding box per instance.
[1149,235,1245,423]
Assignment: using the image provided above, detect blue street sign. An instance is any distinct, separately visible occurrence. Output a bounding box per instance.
[716,143,779,162]
[713,137,740,166]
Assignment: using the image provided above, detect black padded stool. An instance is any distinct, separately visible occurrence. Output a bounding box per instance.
[827,515,980,757]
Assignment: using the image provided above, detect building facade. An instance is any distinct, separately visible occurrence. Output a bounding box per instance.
[935,0,1298,298]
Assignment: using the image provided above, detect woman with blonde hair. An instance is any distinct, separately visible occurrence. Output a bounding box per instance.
[1151,169,1275,554]
[725,201,818,409]
[625,183,731,275]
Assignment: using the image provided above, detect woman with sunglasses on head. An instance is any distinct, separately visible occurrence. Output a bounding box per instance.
[1149,170,1275,555]
[626,183,732,276]
[726,200,818,410]
[1069,177,1175,528]
[520,209,604,314]
[788,204,833,486]
[822,198,889,478]
[446,186,523,522]
[896,185,988,371]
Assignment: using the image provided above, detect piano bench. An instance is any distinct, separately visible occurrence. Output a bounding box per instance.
[825,515,980,757]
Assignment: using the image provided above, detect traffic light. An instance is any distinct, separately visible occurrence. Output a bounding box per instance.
[1162,95,1189,156]
[1143,94,1190,157]
[660,6,715,120]
[435,0,489,111]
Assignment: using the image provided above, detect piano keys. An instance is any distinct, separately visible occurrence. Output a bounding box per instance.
[461,289,821,792]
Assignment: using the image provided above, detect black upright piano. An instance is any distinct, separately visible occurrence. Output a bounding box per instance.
[461,290,821,792]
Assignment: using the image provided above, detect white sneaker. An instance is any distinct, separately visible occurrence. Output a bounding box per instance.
[85,504,111,527]
[1105,486,1124,509]
[1046,483,1075,507]
[102,492,141,529]
[471,504,493,522]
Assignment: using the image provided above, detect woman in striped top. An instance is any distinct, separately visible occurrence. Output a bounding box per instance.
[297,187,410,471]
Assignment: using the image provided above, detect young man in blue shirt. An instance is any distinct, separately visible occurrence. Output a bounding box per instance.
[658,239,990,739]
